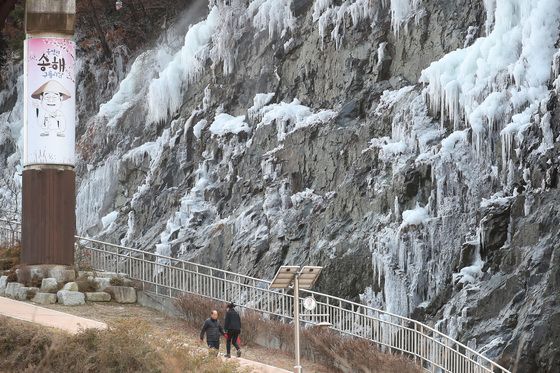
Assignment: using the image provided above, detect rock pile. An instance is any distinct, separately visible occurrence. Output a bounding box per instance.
[0,268,139,306]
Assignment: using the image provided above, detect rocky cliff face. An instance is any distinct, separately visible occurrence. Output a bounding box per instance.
[1,0,559,371]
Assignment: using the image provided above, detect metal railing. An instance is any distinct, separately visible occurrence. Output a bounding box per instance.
[0,217,510,373]
[0,218,20,249]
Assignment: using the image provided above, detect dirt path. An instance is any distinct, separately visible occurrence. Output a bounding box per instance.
[39,302,329,373]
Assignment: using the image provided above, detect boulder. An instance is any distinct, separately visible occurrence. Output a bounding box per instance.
[78,271,95,278]
[0,275,8,296]
[105,286,136,303]
[5,282,23,298]
[16,266,46,284]
[93,277,111,291]
[40,278,59,293]
[85,292,111,302]
[32,292,57,305]
[62,282,79,291]
[56,290,85,306]
[96,272,128,279]
[48,267,76,283]
[15,287,39,301]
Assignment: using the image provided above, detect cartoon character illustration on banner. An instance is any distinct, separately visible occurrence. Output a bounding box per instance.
[24,37,76,166]
[31,80,71,137]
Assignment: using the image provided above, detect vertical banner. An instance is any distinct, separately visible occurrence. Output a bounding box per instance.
[24,37,75,166]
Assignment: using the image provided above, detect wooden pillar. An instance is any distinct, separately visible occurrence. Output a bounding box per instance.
[21,0,76,266]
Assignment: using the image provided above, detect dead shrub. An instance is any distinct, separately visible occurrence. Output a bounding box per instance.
[0,316,54,371]
[16,265,42,288]
[109,276,125,286]
[173,294,421,373]
[75,274,98,293]
[5,267,17,282]
[0,317,244,373]
[0,245,20,271]
[302,327,421,373]
[174,293,225,330]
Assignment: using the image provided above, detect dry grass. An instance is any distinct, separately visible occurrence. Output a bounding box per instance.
[174,293,225,330]
[15,265,42,288]
[109,276,126,286]
[0,244,20,271]
[0,317,245,373]
[174,294,422,373]
[75,274,98,293]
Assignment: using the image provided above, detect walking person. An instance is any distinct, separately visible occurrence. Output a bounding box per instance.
[200,310,225,356]
[224,302,242,358]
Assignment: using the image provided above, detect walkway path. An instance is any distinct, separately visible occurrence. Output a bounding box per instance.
[0,296,107,333]
[0,296,292,372]
[235,358,291,373]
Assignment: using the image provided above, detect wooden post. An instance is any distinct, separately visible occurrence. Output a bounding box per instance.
[21,0,76,266]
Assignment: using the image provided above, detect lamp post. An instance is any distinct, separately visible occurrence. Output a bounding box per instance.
[21,0,76,266]
[270,265,323,373]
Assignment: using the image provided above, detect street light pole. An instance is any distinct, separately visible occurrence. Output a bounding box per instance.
[293,272,302,373]
[269,265,323,373]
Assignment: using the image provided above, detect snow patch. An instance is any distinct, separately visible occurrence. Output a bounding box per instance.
[209,113,251,136]
[101,211,119,229]
[258,99,337,140]
[193,119,208,139]
[401,205,430,227]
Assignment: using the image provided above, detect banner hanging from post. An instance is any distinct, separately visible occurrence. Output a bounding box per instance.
[24,37,75,166]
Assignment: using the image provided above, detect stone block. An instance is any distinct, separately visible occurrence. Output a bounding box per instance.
[85,292,111,302]
[62,282,79,291]
[16,266,48,285]
[48,266,76,283]
[5,282,23,298]
[57,290,85,306]
[0,275,7,296]
[78,271,95,278]
[32,292,57,305]
[105,286,136,303]
[40,278,59,293]
[93,277,111,291]
[15,287,39,301]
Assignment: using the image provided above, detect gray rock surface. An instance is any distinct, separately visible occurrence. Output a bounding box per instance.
[105,286,136,303]
[31,292,57,305]
[13,286,38,301]
[85,292,111,302]
[93,278,111,291]
[62,282,79,291]
[40,278,59,293]
[48,267,76,283]
[0,276,7,296]
[56,290,86,306]
[4,282,23,299]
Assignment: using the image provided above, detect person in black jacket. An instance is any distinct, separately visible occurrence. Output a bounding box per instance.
[224,302,242,358]
[200,310,225,353]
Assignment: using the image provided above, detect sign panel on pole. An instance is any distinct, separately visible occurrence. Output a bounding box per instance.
[24,37,75,166]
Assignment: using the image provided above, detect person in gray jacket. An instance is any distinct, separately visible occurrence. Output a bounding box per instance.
[200,310,225,352]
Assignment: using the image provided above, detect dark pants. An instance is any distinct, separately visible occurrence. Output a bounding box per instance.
[207,340,220,350]
[226,330,240,354]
